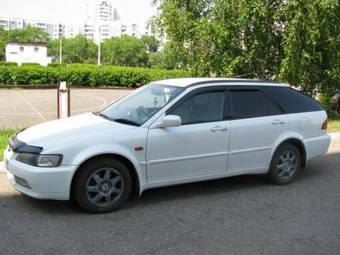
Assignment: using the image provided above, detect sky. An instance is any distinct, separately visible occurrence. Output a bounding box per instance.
[0,0,157,24]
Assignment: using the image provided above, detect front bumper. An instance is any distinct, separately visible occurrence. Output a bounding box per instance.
[4,148,77,200]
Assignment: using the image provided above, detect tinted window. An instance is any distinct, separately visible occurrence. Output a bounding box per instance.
[266,87,323,113]
[267,98,284,115]
[169,91,224,125]
[230,90,268,119]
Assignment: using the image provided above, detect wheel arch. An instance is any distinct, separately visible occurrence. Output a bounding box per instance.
[70,153,141,198]
[272,138,307,167]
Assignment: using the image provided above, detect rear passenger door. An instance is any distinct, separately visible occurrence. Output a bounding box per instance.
[228,87,289,173]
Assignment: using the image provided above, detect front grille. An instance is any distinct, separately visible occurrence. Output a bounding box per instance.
[14,175,31,189]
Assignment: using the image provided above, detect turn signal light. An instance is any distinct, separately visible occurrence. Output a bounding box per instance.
[322,118,328,130]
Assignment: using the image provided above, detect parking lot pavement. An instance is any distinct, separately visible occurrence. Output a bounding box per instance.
[0,138,339,255]
[0,88,132,129]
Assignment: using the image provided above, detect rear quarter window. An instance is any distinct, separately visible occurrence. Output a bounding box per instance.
[265,87,323,114]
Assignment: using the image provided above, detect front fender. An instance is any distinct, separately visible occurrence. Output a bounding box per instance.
[66,143,146,195]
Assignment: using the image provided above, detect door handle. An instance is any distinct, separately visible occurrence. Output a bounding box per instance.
[272,119,285,125]
[210,126,228,132]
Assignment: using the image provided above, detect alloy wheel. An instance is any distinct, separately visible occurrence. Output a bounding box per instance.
[276,150,298,179]
[85,168,124,207]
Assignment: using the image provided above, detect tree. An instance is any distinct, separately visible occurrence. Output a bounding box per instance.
[8,26,49,44]
[148,43,184,69]
[141,35,160,53]
[0,28,8,61]
[0,26,50,61]
[154,0,285,77]
[154,0,339,95]
[280,0,340,95]
[102,36,148,67]
[48,35,97,64]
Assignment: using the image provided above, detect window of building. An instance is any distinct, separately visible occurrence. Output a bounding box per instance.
[19,46,24,52]
[34,47,39,52]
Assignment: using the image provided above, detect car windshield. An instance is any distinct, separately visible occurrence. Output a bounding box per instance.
[96,84,184,126]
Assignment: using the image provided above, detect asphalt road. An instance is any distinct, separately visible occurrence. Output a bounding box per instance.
[0,137,339,255]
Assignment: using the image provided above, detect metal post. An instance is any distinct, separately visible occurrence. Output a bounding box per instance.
[57,81,70,118]
[97,25,101,66]
[97,40,101,66]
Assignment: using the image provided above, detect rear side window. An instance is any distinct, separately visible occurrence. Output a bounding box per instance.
[230,90,268,119]
[266,87,323,113]
[267,99,284,115]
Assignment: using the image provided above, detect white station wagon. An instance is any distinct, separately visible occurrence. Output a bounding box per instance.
[4,78,330,213]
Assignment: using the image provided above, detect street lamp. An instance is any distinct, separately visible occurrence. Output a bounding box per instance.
[59,37,63,64]
[97,25,101,66]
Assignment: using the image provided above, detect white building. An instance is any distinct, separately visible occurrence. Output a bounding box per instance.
[121,22,150,38]
[0,17,24,30]
[0,17,65,40]
[5,43,52,66]
[84,0,122,43]
[0,1,158,43]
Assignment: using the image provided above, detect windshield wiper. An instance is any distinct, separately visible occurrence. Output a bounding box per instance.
[93,112,114,121]
[94,112,140,126]
[113,118,140,126]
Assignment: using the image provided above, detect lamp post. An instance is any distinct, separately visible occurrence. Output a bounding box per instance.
[59,37,63,64]
[97,25,101,66]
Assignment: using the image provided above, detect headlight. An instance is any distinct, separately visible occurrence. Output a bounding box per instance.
[37,155,63,167]
[16,153,63,167]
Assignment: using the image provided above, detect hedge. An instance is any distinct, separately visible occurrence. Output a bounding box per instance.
[0,64,189,88]
[0,62,18,66]
[21,63,41,67]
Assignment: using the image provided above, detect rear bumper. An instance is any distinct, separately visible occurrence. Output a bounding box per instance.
[4,148,76,200]
[304,134,331,161]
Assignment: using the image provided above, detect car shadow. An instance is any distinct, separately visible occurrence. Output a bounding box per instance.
[9,150,339,214]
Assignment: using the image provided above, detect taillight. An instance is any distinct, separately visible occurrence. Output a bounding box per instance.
[322,118,328,130]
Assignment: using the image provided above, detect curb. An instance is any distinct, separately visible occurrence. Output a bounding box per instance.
[1,132,339,173]
[0,161,5,173]
[329,132,340,139]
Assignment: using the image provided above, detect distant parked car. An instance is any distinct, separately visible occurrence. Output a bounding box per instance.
[4,78,330,213]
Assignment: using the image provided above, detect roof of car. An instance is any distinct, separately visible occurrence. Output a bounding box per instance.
[151,78,289,88]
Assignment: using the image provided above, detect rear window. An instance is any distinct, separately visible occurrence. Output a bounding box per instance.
[265,87,323,114]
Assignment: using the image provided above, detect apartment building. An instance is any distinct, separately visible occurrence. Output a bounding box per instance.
[0,0,158,43]
[84,0,122,43]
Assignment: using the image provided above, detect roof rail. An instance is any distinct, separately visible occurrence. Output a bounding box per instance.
[187,79,281,87]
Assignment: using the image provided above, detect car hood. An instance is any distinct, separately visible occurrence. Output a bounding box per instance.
[16,113,135,149]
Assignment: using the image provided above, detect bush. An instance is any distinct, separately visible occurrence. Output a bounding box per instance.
[21,63,41,66]
[0,62,18,66]
[0,64,189,87]
[319,93,332,112]
[47,63,67,68]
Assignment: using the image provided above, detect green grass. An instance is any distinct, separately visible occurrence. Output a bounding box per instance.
[328,118,340,133]
[0,129,17,161]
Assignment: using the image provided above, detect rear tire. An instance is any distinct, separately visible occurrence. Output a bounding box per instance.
[73,158,132,213]
[268,144,301,185]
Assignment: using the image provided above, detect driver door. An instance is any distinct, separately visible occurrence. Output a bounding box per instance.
[146,88,230,184]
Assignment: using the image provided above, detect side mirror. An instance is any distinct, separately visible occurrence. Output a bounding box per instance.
[154,115,182,128]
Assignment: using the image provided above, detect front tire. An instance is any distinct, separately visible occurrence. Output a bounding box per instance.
[268,144,301,185]
[73,158,132,213]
